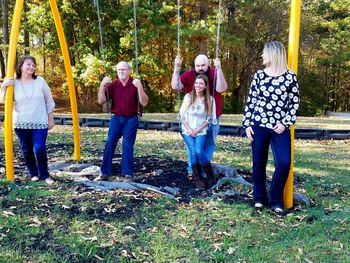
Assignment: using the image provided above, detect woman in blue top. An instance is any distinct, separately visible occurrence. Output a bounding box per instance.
[242,41,300,213]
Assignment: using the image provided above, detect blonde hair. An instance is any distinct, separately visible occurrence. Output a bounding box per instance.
[263,41,288,72]
[187,74,212,115]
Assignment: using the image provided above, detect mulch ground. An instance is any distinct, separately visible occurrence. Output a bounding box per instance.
[1,142,254,203]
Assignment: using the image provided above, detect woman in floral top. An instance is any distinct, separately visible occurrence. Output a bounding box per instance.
[180,74,217,189]
[242,41,300,213]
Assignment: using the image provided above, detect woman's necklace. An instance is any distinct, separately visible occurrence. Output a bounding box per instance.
[20,79,35,99]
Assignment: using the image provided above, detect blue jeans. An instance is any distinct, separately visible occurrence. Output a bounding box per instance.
[182,134,208,165]
[186,118,220,174]
[251,126,291,208]
[100,115,138,176]
[15,129,49,179]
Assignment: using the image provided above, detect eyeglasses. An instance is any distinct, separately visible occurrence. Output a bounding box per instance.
[117,68,130,71]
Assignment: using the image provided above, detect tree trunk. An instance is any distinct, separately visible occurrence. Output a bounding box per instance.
[0,49,5,78]
[198,0,208,54]
[1,0,9,76]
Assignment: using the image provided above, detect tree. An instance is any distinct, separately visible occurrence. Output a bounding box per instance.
[1,0,9,77]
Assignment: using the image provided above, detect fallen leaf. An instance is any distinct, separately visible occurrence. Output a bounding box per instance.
[227,247,235,254]
[94,255,104,261]
[100,239,116,248]
[82,236,98,242]
[124,226,136,232]
[2,211,15,217]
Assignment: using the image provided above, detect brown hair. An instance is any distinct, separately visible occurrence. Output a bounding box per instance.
[16,55,37,79]
[188,74,212,115]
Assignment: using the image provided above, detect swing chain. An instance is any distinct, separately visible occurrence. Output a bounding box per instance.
[133,0,139,77]
[177,0,182,117]
[213,0,222,115]
[94,0,106,75]
[177,0,181,56]
[94,0,111,115]
[132,0,142,118]
[215,0,222,59]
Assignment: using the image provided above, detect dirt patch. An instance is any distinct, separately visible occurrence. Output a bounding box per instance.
[1,140,252,204]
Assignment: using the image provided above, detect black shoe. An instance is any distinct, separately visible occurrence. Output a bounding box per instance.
[270,206,284,215]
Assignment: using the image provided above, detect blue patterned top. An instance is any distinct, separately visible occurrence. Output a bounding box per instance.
[242,69,300,129]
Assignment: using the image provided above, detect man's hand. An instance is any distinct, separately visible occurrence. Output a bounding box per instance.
[273,124,286,134]
[132,78,142,89]
[245,126,254,141]
[174,55,182,68]
[101,76,112,87]
[214,58,222,69]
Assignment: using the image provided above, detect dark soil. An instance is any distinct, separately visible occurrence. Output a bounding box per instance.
[1,140,253,204]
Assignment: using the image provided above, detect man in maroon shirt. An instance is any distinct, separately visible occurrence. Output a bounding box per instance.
[171,54,228,178]
[94,61,148,181]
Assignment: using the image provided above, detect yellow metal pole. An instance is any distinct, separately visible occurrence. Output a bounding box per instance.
[49,0,80,160]
[284,0,301,208]
[4,0,25,180]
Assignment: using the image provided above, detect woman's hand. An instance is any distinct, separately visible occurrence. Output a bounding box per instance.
[48,113,55,130]
[273,124,286,134]
[191,128,200,137]
[186,127,193,135]
[1,78,14,88]
[245,126,254,141]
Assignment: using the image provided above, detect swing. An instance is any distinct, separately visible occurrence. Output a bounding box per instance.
[175,0,223,128]
[94,0,142,118]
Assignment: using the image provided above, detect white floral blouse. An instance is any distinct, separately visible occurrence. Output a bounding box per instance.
[180,93,217,136]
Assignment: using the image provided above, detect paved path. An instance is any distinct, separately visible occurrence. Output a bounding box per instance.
[327,112,350,118]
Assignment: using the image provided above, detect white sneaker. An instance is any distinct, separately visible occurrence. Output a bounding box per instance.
[45,178,55,185]
[254,203,263,208]
[123,175,134,182]
[31,176,39,182]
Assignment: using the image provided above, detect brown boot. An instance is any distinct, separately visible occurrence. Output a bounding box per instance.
[202,162,216,189]
[192,164,206,189]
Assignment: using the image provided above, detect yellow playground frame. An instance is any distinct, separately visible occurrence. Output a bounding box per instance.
[3,0,80,181]
[3,0,301,208]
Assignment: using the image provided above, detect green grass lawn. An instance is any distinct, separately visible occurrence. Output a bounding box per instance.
[0,123,349,262]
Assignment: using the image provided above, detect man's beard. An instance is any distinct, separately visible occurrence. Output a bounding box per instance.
[195,68,210,76]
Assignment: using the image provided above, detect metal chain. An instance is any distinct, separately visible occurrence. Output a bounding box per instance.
[177,0,181,56]
[177,0,181,117]
[212,0,221,97]
[94,0,106,75]
[94,0,110,114]
[133,0,141,118]
[215,0,222,59]
[133,0,139,77]
[213,0,222,115]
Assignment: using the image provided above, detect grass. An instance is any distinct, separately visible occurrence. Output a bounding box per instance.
[0,119,349,262]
